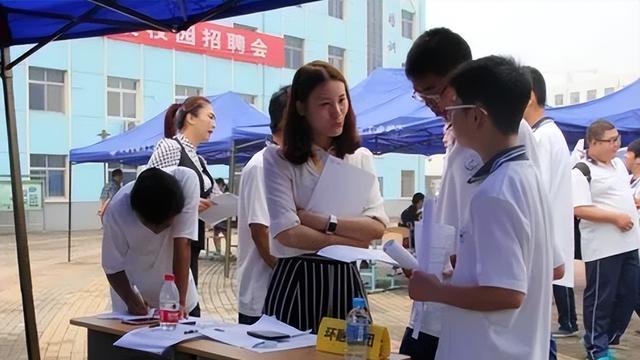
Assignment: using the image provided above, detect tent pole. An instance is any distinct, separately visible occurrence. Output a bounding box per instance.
[67,160,72,262]
[1,48,41,360]
[224,141,236,278]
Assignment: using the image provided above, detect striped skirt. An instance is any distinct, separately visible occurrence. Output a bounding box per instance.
[262,254,370,334]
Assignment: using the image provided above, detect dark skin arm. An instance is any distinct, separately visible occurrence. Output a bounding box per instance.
[106,271,149,315]
[173,237,191,319]
[249,223,277,268]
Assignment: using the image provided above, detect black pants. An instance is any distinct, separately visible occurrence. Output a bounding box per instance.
[583,250,639,359]
[399,327,439,360]
[553,285,578,331]
[238,313,261,325]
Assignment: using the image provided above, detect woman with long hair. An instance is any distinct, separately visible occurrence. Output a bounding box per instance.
[262,61,389,333]
[148,96,219,317]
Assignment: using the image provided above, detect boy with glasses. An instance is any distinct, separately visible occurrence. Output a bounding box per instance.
[409,55,555,360]
[572,120,640,360]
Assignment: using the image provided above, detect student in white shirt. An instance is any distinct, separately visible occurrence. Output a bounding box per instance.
[236,86,289,325]
[523,66,578,339]
[572,120,640,359]
[409,56,555,360]
[623,139,640,334]
[102,167,200,317]
[400,27,547,360]
[262,61,389,333]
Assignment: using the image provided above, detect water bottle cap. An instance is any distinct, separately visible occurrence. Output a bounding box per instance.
[352,297,365,309]
[164,273,175,281]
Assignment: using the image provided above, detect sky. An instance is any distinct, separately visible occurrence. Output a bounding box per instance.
[424,0,640,88]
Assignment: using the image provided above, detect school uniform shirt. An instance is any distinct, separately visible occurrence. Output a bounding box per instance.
[102,167,200,313]
[237,147,273,317]
[630,175,640,217]
[436,146,554,360]
[572,157,640,262]
[263,146,390,258]
[531,118,575,287]
[410,119,542,338]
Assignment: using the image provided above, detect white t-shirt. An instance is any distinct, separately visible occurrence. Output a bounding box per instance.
[630,175,640,217]
[532,119,575,287]
[410,119,542,337]
[236,148,273,317]
[102,167,200,313]
[436,159,554,360]
[572,157,640,262]
[263,146,389,258]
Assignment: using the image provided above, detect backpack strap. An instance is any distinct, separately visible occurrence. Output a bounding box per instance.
[573,162,591,184]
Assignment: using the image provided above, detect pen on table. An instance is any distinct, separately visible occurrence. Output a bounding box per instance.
[184,330,198,334]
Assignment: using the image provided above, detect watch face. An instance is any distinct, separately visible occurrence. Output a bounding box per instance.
[327,221,337,233]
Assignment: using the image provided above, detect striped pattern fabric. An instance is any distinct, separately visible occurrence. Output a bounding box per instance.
[263,254,370,334]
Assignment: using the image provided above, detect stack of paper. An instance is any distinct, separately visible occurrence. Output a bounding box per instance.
[199,193,239,225]
[96,309,155,321]
[199,315,317,353]
[318,245,398,265]
[114,323,202,355]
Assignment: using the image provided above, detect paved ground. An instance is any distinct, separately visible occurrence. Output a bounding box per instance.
[0,231,638,359]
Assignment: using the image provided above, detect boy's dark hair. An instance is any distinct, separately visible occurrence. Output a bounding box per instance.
[269,85,291,133]
[523,66,547,106]
[412,192,425,205]
[627,139,640,158]
[448,56,531,135]
[586,119,616,144]
[405,27,472,80]
[111,169,123,178]
[130,168,185,226]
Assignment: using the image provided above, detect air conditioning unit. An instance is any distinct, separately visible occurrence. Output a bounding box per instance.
[123,120,137,132]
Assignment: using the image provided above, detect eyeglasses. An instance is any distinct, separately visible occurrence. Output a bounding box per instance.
[443,104,484,122]
[412,90,440,103]
[594,135,621,145]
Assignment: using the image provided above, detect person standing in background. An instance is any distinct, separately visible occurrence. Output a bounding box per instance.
[97,169,123,219]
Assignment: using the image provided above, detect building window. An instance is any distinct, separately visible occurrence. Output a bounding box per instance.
[328,46,346,72]
[233,23,257,32]
[284,35,304,69]
[28,67,65,112]
[237,93,257,105]
[107,76,138,119]
[328,0,344,19]
[554,94,564,106]
[401,170,415,198]
[401,10,415,39]
[586,89,597,101]
[425,175,442,197]
[367,0,383,74]
[175,85,202,103]
[30,154,67,198]
[569,91,580,104]
[108,162,138,185]
[604,87,615,95]
[378,176,384,197]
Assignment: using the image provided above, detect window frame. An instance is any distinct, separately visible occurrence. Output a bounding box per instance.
[400,170,416,198]
[107,76,138,120]
[284,35,304,69]
[29,154,68,199]
[328,45,346,72]
[174,85,203,104]
[328,0,344,19]
[401,10,415,39]
[28,67,65,113]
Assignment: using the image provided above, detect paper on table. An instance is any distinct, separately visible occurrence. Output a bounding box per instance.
[113,323,202,355]
[199,315,315,353]
[317,245,398,265]
[306,155,376,216]
[199,193,238,225]
[96,308,156,321]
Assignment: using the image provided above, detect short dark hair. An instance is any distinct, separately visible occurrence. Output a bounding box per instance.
[627,139,640,158]
[130,168,185,226]
[282,61,360,165]
[523,66,547,106]
[448,56,531,135]
[269,85,290,133]
[111,169,123,178]
[412,192,425,205]
[405,27,472,80]
[586,119,615,144]
[215,178,225,185]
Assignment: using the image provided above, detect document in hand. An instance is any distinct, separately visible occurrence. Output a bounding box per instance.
[306,155,376,216]
[199,193,239,225]
[199,315,316,353]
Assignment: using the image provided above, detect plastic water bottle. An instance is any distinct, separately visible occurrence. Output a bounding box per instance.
[158,273,180,330]
[345,297,370,359]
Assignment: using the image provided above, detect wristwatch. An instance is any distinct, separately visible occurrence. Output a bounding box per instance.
[325,214,338,234]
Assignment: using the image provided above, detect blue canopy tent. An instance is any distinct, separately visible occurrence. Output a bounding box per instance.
[547,79,640,148]
[69,91,269,165]
[0,1,318,358]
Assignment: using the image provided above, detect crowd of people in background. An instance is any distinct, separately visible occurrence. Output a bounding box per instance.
[96,26,640,360]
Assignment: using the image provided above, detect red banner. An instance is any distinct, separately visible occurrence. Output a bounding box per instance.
[107,22,284,68]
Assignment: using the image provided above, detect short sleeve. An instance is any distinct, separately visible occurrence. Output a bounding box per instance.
[472,195,528,294]
[147,138,181,169]
[241,161,270,227]
[102,205,129,274]
[352,148,390,227]
[263,147,300,238]
[171,168,200,241]
[571,168,592,207]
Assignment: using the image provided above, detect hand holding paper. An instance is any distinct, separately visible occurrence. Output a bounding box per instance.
[382,241,419,270]
[199,193,238,225]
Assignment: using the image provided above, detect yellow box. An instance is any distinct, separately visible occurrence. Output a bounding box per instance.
[316,317,390,360]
